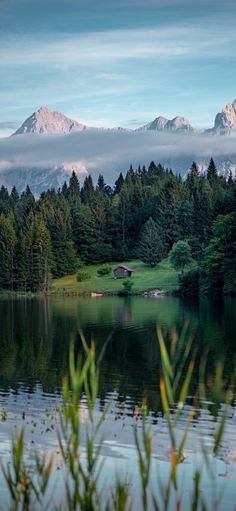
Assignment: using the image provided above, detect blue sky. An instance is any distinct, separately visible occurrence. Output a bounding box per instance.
[0,0,236,136]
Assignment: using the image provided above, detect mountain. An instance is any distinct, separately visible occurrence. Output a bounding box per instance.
[13,107,193,136]
[0,163,88,196]
[206,99,236,134]
[13,107,89,135]
[137,115,193,132]
[13,106,131,136]
[1,100,236,195]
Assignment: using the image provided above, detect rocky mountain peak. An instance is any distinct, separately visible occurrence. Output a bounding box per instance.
[137,114,193,132]
[213,99,236,133]
[13,107,88,135]
[169,116,192,130]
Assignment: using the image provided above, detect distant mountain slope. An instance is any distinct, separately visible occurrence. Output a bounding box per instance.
[13,107,194,135]
[206,99,236,134]
[10,98,236,136]
[0,163,88,196]
[1,128,236,196]
[13,107,89,135]
[0,99,235,195]
[137,115,193,132]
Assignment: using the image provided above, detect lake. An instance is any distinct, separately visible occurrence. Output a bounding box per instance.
[0,295,236,509]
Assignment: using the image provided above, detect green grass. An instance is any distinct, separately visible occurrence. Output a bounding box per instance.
[51,258,179,295]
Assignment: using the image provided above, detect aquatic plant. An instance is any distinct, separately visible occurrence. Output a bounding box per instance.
[1,326,233,510]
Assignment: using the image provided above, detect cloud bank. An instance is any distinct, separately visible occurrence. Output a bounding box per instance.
[0,130,236,192]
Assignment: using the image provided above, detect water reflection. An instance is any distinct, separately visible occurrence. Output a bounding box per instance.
[0,295,236,508]
[0,296,235,406]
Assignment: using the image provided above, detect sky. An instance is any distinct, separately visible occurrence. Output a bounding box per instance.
[0,0,236,137]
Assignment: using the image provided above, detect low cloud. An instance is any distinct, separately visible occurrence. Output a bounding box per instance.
[0,131,236,187]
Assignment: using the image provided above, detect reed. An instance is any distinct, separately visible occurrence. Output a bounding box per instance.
[1,325,233,510]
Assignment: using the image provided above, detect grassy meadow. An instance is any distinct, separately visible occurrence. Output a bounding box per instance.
[51,258,179,295]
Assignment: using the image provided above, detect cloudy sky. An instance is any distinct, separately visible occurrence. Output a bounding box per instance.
[0,0,236,137]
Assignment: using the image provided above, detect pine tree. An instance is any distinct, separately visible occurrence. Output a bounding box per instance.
[0,214,17,289]
[114,173,124,194]
[68,171,80,198]
[81,175,94,204]
[30,215,53,292]
[139,217,164,266]
[97,174,105,191]
[92,186,112,262]
[15,233,28,291]
[10,186,19,204]
[189,161,199,177]
[51,207,77,277]
[73,205,97,263]
[207,158,218,183]
[61,181,69,198]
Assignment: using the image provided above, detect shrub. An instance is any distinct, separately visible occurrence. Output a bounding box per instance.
[77,258,85,269]
[76,269,90,282]
[118,280,134,296]
[97,265,112,277]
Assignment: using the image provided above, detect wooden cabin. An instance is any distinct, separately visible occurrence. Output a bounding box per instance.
[113,265,134,279]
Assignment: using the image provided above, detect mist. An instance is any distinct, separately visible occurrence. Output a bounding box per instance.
[0,130,236,192]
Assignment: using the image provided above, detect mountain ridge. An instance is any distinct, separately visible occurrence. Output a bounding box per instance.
[13,107,195,136]
[12,99,236,136]
[136,115,193,132]
[0,98,235,195]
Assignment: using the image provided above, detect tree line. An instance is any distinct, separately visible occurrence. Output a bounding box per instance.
[0,158,235,294]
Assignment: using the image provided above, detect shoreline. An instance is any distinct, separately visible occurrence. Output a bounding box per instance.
[0,287,169,299]
[46,287,168,298]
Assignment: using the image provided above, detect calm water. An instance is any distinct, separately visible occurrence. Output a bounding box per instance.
[0,295,236,509]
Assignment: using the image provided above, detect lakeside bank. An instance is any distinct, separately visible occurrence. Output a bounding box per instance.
[51,258,179,296]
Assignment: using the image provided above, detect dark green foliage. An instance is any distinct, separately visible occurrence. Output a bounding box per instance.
[114,172,124,194]
[139,217,164,266]
[178,269,200,295]
[81,175,94,204]
[201,212,236,295]
[16,213,53,292]
[207,158,218,184]
[76,269,90,282]
[169,240,192,274]
[72,205,97,263]
[119,279,134,295]
[97,265,112,277]
[0,158,235,294]
[0,214,17,290]
[68,171,80,198]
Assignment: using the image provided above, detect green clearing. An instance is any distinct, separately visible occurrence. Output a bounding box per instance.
[51,258,179,295]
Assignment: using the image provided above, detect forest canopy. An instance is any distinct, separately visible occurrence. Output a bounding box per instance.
[0,159,235,295]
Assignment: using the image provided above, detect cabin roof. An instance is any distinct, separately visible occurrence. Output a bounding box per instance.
[114,265,134,272]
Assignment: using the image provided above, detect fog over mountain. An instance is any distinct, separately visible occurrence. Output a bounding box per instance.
[0,100,236,195]
[1,130,236,195]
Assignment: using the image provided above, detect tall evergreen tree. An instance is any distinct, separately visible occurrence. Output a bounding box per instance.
[139,217,164,267]
[114,173,124,194]
[31,215,53,292]
[68,171,80,198]
[0,214,17,289]
[207,158,218,183]
[81,175,94,204]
